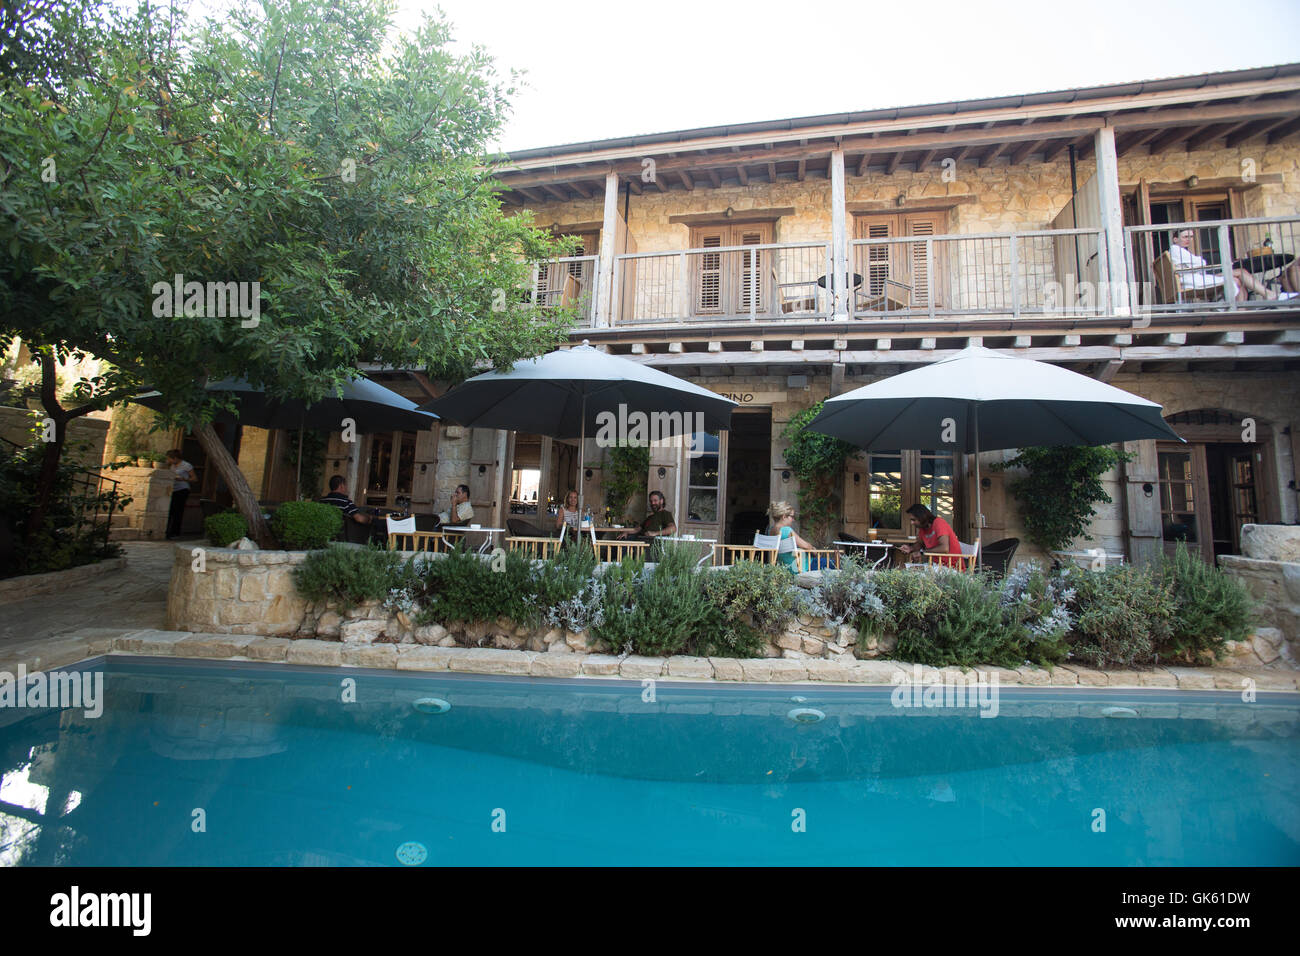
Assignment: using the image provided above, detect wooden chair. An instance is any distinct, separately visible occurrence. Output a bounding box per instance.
[923,539,979,573]
[854,277,912,314]
[558,273,582,308]
[386,515,416,551]
[1152,251,1221,305]
[597,538,648,563]
[508,536,560,559]
[798,549,841,572]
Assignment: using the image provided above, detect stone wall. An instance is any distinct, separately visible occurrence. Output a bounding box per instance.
[1219,524,1300,664]
[165,545,312,636]
[108,465,175,541]
[0,405,110,468]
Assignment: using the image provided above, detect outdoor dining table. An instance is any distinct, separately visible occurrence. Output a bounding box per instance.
[1051,549,1126,569]
[442,525,506,555]
[833,539,893,569]
[1231,251,1294,276]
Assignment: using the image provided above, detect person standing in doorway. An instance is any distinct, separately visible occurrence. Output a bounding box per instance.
[164,449,196,540]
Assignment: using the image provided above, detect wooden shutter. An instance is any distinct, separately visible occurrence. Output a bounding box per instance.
[904,214,942,307]
[736,227,767,314]
[693,228,725,314]
[854,217,894,298]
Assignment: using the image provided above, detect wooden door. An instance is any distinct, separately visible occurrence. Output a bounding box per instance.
[853,213,946,308]
[1156,442,1212,561]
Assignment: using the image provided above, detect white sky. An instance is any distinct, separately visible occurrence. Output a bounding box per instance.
[389,0,1300,153]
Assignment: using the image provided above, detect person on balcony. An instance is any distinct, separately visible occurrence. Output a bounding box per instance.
[894,503,961,568]
[767,501,816,573]
[617,490,675,541]
[319,475,372,526]
[1168,228,1290,301]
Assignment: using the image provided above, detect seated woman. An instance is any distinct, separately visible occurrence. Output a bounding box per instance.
[894,503,962,568]
[554,489,581,536]
[767,501,816,573]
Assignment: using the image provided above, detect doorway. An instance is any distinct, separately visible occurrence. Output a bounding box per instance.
[724,409,772,544]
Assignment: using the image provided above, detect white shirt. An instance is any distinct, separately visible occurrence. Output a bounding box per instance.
[1169,243,1225,289]
[171,460,195,492]
[559,507,580,529]
[439,500,474,525]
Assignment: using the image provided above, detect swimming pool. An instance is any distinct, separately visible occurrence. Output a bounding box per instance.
[1,656,1296,866]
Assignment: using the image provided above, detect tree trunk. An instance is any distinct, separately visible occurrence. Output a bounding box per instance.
[23,350,68,550]
[193,422,272,546]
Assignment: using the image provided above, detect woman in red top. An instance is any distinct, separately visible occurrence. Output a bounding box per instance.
[895,503,962,567]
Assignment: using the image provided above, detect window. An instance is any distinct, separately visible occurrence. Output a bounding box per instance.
[1157,449,1197,544]
[536,233,597,308]
[685,430,720,523]
[866,449,956,530]
[689,223,773,317]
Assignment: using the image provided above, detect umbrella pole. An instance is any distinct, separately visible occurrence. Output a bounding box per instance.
[973,404,983,554]
[577,394,587,519]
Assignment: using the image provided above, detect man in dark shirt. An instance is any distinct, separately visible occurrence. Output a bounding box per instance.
[618,490,676,541]
[319,475,372,525]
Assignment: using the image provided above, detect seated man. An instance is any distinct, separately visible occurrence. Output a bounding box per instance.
[1168,228,1289,301]
[319,475,372,526]
[894,503,961,568]
[437,484,474,527]
[617,490,676,541]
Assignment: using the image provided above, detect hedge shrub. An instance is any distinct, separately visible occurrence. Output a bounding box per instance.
[1159,542,1253,662]
[294,545,416,611]
[272,500,343,550]
[204,510,248,547]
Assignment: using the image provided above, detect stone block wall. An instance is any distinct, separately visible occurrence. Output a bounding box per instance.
[0,405,110,468]
[166,545,312,636]
[1220,524,1300,663]
[109,466,176,540]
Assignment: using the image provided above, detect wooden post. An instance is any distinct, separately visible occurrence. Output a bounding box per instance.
[830,149,848,319]
[1120,439,1161,567]
[596,172,620,328]
[1093,125,1129,316]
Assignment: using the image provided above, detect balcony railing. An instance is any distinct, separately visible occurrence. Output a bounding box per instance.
[612,241,833,324]
[1124,216,1300,313]
[847,227,1109,319]
[529,254,599,326]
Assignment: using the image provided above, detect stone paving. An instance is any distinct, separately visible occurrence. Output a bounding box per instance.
[0,540,174,663]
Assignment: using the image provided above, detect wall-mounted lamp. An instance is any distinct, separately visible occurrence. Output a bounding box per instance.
[853,473,860,484]
[980,477,991,490]
[1185,175,1199,188]
[895,193,906,207]
[657,467,667,479]
[477,465,486,475]
[1142,482,1154,498]
[419,464,427,473]
[781,470,791,482]
[724,206,734,218]
[584,468,593,480]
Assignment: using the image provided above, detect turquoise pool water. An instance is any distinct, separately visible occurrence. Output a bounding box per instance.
[1,657,1296,866]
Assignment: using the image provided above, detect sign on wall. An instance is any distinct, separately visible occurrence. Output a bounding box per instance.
[710,389,785,406]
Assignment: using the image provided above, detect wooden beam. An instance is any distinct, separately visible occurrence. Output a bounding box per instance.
[1008,139,1044,164]
[885,151,904,175]
[514,185,546,203]
[624,177,641,195]
[1041,138,1073,163]
[1267,116,1300,143]
[1146,124,1201,153]
[1224,117,1282,146]
[707,168,721,188]
[541,184,570,202]
[856,153,870,176]
[735,165,749,185]
[768,162,778,182]
[916,148,939,171]
[797,158,807,181]
[1186,122,1236,150]
[678,170,694,191]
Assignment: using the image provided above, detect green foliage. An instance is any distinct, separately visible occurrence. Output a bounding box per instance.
[204,510,248,547]
[993,446,1133,552]
[529,544,597,613]
[415,544,536,627]
[603,443,650,521]
[0,0,575,538]
[1064,564,1175,668]
[705,560,799,635]
[294,544,416,611]
[109,403,159,459]
[1160,542,1254,662]
[781,402,857,544]
[0,436,125,577]
[271,500,343,550]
